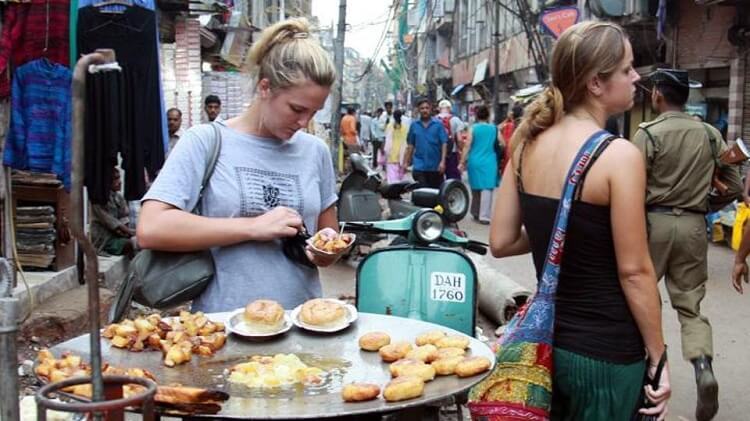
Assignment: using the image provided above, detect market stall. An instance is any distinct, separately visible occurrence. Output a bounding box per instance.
[38,311,494,419]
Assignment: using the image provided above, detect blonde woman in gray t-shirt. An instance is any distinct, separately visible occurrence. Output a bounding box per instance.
[138,18,340,312]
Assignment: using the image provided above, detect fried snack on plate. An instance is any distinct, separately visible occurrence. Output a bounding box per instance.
[243,299,285,333]
[389,359,436,382]
[310,228,353,254]
[431,356,464,376]
[383,376,425,402]
[102,311,226,367]
[415,330,446,346]
[358,331,391,351]
[436,347,466,359]
[454,356,492,377]
[379,341,413,363]
[341,383,381,402]
[405,344,439,363]
[299,298,348,328]
[435,334,470,350]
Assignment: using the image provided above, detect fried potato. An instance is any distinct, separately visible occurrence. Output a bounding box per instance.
[454,356,491,377]
[383,376,425,402]
[359,332,391,351]
[431,356,464,376]
[405,344,439,363]
[435,335,470,350]
[389,359,436,382]
[415,330,446,346]
[379,341,413,363]
[436,347,466,359]
[341,383,381,402]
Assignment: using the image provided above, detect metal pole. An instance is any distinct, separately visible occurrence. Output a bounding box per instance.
[2,168,16,290]
[329,0,347,171]
[0,294,20,421]
[492,0,501,124]
[70,49,116,409]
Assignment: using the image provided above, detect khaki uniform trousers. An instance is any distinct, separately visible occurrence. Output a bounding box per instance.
[647,210,713,361]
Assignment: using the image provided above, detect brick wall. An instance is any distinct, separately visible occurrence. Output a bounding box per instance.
[675,0,736,69]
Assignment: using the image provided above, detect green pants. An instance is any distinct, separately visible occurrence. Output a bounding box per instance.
[647,211,713,360]
[551,348,645,421]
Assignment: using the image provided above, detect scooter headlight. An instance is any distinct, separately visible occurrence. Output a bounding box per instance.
[412,209,444,243]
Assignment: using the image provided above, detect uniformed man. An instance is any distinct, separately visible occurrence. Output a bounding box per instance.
[632,68,730,421]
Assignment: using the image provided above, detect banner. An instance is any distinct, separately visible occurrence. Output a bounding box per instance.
[540,7,580,39]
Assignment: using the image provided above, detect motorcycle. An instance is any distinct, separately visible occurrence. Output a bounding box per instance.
[347,208,488,337]
[338,153,471,254]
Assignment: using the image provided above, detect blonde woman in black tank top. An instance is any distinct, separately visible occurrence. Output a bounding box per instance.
[488,22,671,420]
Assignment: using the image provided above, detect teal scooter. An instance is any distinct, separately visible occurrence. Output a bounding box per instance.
[347,206,488,337]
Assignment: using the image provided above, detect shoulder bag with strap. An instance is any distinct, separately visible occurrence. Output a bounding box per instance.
[468,130,616,420]
[109,123,223,322]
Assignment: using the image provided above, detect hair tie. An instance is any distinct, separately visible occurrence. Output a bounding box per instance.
[292,32,309,39]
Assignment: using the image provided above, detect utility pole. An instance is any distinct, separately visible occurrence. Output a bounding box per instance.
[492,0,501,124]
[329,0,347,171]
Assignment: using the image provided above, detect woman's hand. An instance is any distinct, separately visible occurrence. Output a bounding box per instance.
[639,361,671,421]
[248,207,303,242]
[304,246,340,267]
[458,162,466,172]
[732,258,748,294]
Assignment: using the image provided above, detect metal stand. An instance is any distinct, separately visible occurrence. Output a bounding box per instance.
[0,261,20,421]
[31,49,158,421]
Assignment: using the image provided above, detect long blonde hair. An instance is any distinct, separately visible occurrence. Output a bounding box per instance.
[247,18,336,90]
[511,21,628,163]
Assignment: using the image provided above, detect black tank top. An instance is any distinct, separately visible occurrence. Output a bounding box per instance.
[518,149,645,364]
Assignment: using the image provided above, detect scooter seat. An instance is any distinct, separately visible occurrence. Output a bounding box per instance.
[379,181,418,199]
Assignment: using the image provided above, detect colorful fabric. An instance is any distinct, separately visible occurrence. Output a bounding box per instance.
[3,59,72,189]
[469,131,614,420]
[467,122,499,190]
[341,114,358,145]
[0,0,70,98]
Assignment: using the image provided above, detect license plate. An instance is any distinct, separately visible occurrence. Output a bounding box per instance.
[429,272,466,303]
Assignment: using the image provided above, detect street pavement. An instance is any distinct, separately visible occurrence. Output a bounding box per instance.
[320,217,750,421]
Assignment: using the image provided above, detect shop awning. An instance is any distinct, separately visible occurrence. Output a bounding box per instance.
[472,59,489,86]
[510,84,544,102]
[450,84,466,96]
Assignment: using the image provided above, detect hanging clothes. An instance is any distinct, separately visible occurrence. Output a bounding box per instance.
[0,0,71,98]
[3,59,72,188]
[73,0,169,155]
[84,69,125,205]
[77,4,165,202]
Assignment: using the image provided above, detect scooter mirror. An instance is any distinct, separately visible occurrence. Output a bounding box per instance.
[349,153,376,176]
[439,180,470,223]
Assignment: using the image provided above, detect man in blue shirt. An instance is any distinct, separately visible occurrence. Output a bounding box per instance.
[403,98,448,188]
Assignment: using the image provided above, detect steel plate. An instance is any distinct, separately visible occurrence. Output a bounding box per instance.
[46,312,494,419]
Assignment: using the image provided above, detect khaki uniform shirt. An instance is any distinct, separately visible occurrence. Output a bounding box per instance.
[632,111,726,213]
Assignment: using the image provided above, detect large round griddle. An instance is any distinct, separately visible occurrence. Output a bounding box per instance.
[47,312,494,419]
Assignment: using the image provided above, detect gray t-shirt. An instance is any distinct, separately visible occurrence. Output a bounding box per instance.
[142,121,338,313]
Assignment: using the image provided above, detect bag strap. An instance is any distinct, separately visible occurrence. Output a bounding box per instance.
[536,130,614,296]
[191,122,223,215]
[702,122,721,169]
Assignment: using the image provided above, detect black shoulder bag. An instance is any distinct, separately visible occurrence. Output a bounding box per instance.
[110,123,223,322]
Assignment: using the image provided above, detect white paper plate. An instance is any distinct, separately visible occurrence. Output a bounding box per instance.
[291,300,359,333]
[226,309,293,338]
[306,233,356,257]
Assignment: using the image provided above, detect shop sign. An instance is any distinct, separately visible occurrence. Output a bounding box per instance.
[540,6,580,39]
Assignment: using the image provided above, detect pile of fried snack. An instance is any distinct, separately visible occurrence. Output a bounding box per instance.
[310,230,353,254]
[342,330,492,403]
[102,311,226,367]
[35,350,229,414]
